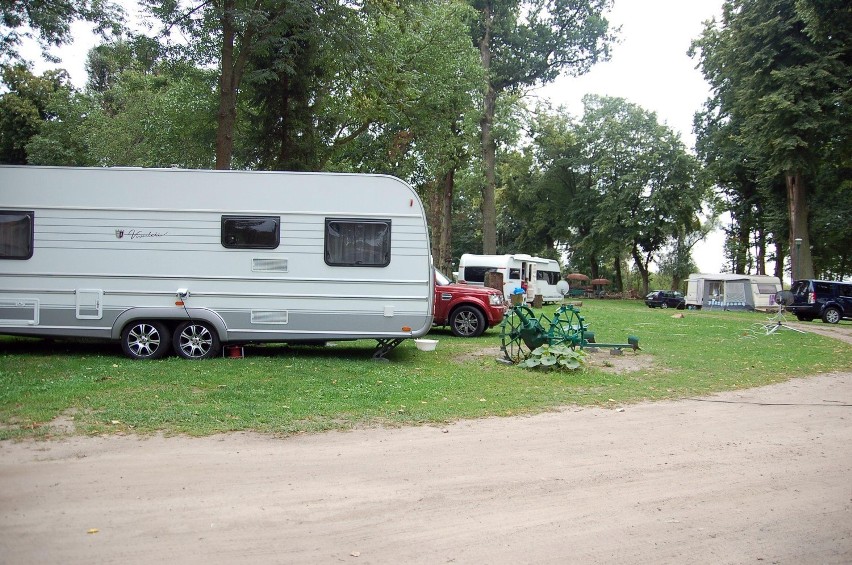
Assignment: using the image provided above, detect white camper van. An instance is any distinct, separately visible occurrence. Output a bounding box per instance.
[457,254,563,303]
[0,166,434,359]
[685,273,782,310]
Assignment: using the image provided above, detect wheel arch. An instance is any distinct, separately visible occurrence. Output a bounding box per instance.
[448,302,487,322]
[112,308,228,341]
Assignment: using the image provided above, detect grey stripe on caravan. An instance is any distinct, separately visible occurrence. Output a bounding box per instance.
[0,289,428,301]
[2,272,428,284]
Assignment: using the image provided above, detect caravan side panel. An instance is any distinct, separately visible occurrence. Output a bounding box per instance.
[0,166,433,346]
[749,276,782,308]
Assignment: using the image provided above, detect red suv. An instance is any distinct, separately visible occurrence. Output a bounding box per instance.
[433,270,507,337]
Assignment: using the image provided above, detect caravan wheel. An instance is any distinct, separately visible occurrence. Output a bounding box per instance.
[121,321,171,360]
[173,321,220,359]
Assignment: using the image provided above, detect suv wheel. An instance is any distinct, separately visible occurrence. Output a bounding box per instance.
[450,305,486,337]
[660,302,668,309]
[822,307,841,324]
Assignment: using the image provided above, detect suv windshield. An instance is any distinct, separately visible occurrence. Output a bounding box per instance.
[435,270,452,286]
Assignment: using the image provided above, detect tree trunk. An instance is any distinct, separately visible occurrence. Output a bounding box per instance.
[214,0,255,171]
[478,2,497,255]
[773,238,785,281]
[632,245,650,295]
[786,171,814,281]
[215,0,238,170]
[755,224,766,275]
[275,73,292,169]
[426,180,441,266]
[736,220,749,273]
[588,256,599,281]
[438,168,455,274]
[613,254,623,292]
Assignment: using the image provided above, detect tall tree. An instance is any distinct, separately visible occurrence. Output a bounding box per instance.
[0,65,73,163]
[469,0,614,254]
[142,0,348,170]
[692,0,851,280]
[578,96,706,294]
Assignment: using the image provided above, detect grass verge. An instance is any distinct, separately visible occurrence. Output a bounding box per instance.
[1,300,850,440]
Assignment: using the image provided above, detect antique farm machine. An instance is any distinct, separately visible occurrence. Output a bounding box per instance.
[499,301,639,363]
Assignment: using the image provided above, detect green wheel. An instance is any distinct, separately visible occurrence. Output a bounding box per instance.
[549,305,588,348]
[500,309,531,363]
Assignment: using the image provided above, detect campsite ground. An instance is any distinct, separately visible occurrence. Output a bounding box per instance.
[1,324,851,564]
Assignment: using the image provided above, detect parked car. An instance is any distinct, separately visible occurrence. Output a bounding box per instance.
[787,279,852,323]
[433,270,507,337]
[645,290,686,309]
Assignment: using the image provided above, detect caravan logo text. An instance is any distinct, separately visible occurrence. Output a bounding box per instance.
[115,229,168,239]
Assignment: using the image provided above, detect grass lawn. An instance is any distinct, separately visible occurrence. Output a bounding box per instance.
[1,300,850,440]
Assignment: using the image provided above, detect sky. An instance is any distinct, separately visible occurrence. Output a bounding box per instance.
[24,0,728,273]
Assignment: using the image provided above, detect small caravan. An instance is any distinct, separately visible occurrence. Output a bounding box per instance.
[685,273,782,310]
[457,254,563,304]
[0,166,434,359]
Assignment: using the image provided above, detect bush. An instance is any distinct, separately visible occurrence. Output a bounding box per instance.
[517,344,585,371]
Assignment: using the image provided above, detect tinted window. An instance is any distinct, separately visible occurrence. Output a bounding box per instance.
[791,280,811,297]
[0,211,34,260]
[537,270,560,285]
[221,216,280,249]
[462,266,488,283]
[508,268,521,280]
[813,282,833,295]
[325,219,391,267]
[756,284,777,294]
[838,284,852,298]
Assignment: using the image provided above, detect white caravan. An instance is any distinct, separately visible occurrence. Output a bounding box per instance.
[685,273,782,310]
[0,166,434,359]
[457,253,563,303]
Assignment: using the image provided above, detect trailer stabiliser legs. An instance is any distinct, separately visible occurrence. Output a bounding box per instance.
[372,338,406,360]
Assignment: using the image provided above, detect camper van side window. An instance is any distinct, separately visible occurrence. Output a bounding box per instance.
[463,267,489,283]
[221,216,280,249]
[0,211,34,260]
[324,219,391,267]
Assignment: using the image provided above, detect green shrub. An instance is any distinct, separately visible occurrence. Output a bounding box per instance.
[518,344,585,371]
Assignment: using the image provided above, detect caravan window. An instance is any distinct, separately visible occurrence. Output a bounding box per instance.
[221,216,280,249]
[325,219,391,267]
[0,211,34,260]
[756,283,777,294]
[707,281,723,297]
[508,268,521,280]
[537,270,560,285]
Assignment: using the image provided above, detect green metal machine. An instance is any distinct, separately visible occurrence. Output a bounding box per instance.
[499,303,639,364]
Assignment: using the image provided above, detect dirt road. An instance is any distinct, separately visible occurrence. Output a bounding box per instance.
[2,370,851,564]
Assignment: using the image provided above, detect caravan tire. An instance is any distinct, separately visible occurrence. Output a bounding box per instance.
[450,305,486,338]
[173,321,220,360]
[121,321,171,360]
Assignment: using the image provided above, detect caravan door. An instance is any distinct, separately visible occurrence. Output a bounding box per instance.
[524,261,536,301]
